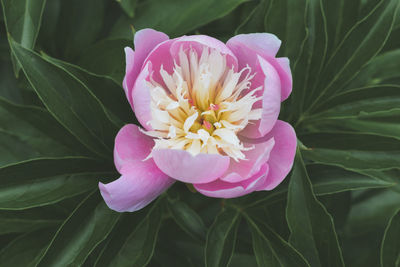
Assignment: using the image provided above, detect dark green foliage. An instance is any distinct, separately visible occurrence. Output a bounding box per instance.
[0,0,399,266]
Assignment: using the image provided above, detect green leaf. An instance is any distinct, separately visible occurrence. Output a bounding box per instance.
[235,0,269,34]
[9,39,119,157]
[0,172,105,210]
[320,112,400,141]
[310,94,400,120]
[362,169,400,193]
[40,53,133,125]
[302,85,400,140]
[300,133,400,171]
[347,189,400,235]
[286,150,344,267]
[37,191,121,267]
[0,156,112,180]
[347,49,400,88]
[381,209,400,267]
[54,0,107,60]
[0,228,56,267]
[303,148,400,171]
[130,0,248,37]
[300,132,400,151]
[245,215,310,267]
[0,97,89,158]
[0,53,25,103]
[0,98,79,167]
[304,89,400,140]
[168,199,207,241]
[0,157,113,209]
[205,207,240,267]
[264,0,307,63]
[228,254,257,267]
[291,0,328,116]
[307,164,395,195]
[240,162,393,210]
[77,38,132,84]
[1,0,46,75]
[318,192,351,230]
[312,84,400,115]
[0,208,62,235]
[96,202,163,267]
[308,0,400,112]
[117,0,137,18]
[322,0,361,56]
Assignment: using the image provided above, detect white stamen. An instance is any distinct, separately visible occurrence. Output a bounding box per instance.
[183,112,198,133]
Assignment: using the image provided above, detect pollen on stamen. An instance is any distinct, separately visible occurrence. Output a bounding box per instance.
[209,104,220,111]
[203,120,212,130]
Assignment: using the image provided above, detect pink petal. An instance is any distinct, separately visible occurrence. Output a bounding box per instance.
[220,137,275,183]
[152,149,230,184]
[142,39,175,84]
[132,62,153,130]
[123,29,169,108]
[247,120,297,190]
[275,57,291,100]
[227,33,292,101]
[170,35,238,70]
[227,33,281,58]
[194,163,269,198]
[99,160,174,212]
[122,47,135,102]
[113,124,154,172]
[239,56,281,139]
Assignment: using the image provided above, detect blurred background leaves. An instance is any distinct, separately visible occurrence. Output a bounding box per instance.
[0,0,399,266]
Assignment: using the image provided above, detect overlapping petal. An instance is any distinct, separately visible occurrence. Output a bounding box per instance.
[132,62,153,130]
[252,120,297,190]
[227,33,292,101]
[113,124,154,171]
[220,137,275,183]
[152,149,230,184]
[239,56,281,139]
[194,163,269,198]
[101,124,174,212]
[123,29,169,108]
[99,161,173,212]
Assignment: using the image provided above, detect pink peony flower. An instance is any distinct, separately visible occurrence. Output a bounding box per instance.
[99,29,296,212]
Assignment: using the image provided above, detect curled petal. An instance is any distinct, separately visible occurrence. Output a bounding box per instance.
[122,47,135,101]
[114,124,154,172]
[246,120,297,190]
[194,163,269,198]
[220,137,275,183]
[227,33,292,101]
[239,56,281,139]
[227,33,281,57]
[123,29,169,107]
[143,39,175,84]
[152,149,230,184]
[132,62,153,130]
[99,160,174,212]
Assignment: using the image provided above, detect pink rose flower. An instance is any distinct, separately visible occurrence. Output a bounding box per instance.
[99,29,296,212]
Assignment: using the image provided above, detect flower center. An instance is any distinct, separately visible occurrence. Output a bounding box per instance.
[144,46,262,161]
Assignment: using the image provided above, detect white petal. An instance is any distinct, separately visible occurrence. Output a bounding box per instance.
[167,125,176,138]
[213,128,241,146]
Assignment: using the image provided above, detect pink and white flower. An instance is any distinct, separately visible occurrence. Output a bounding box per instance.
[99,29,296,212]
